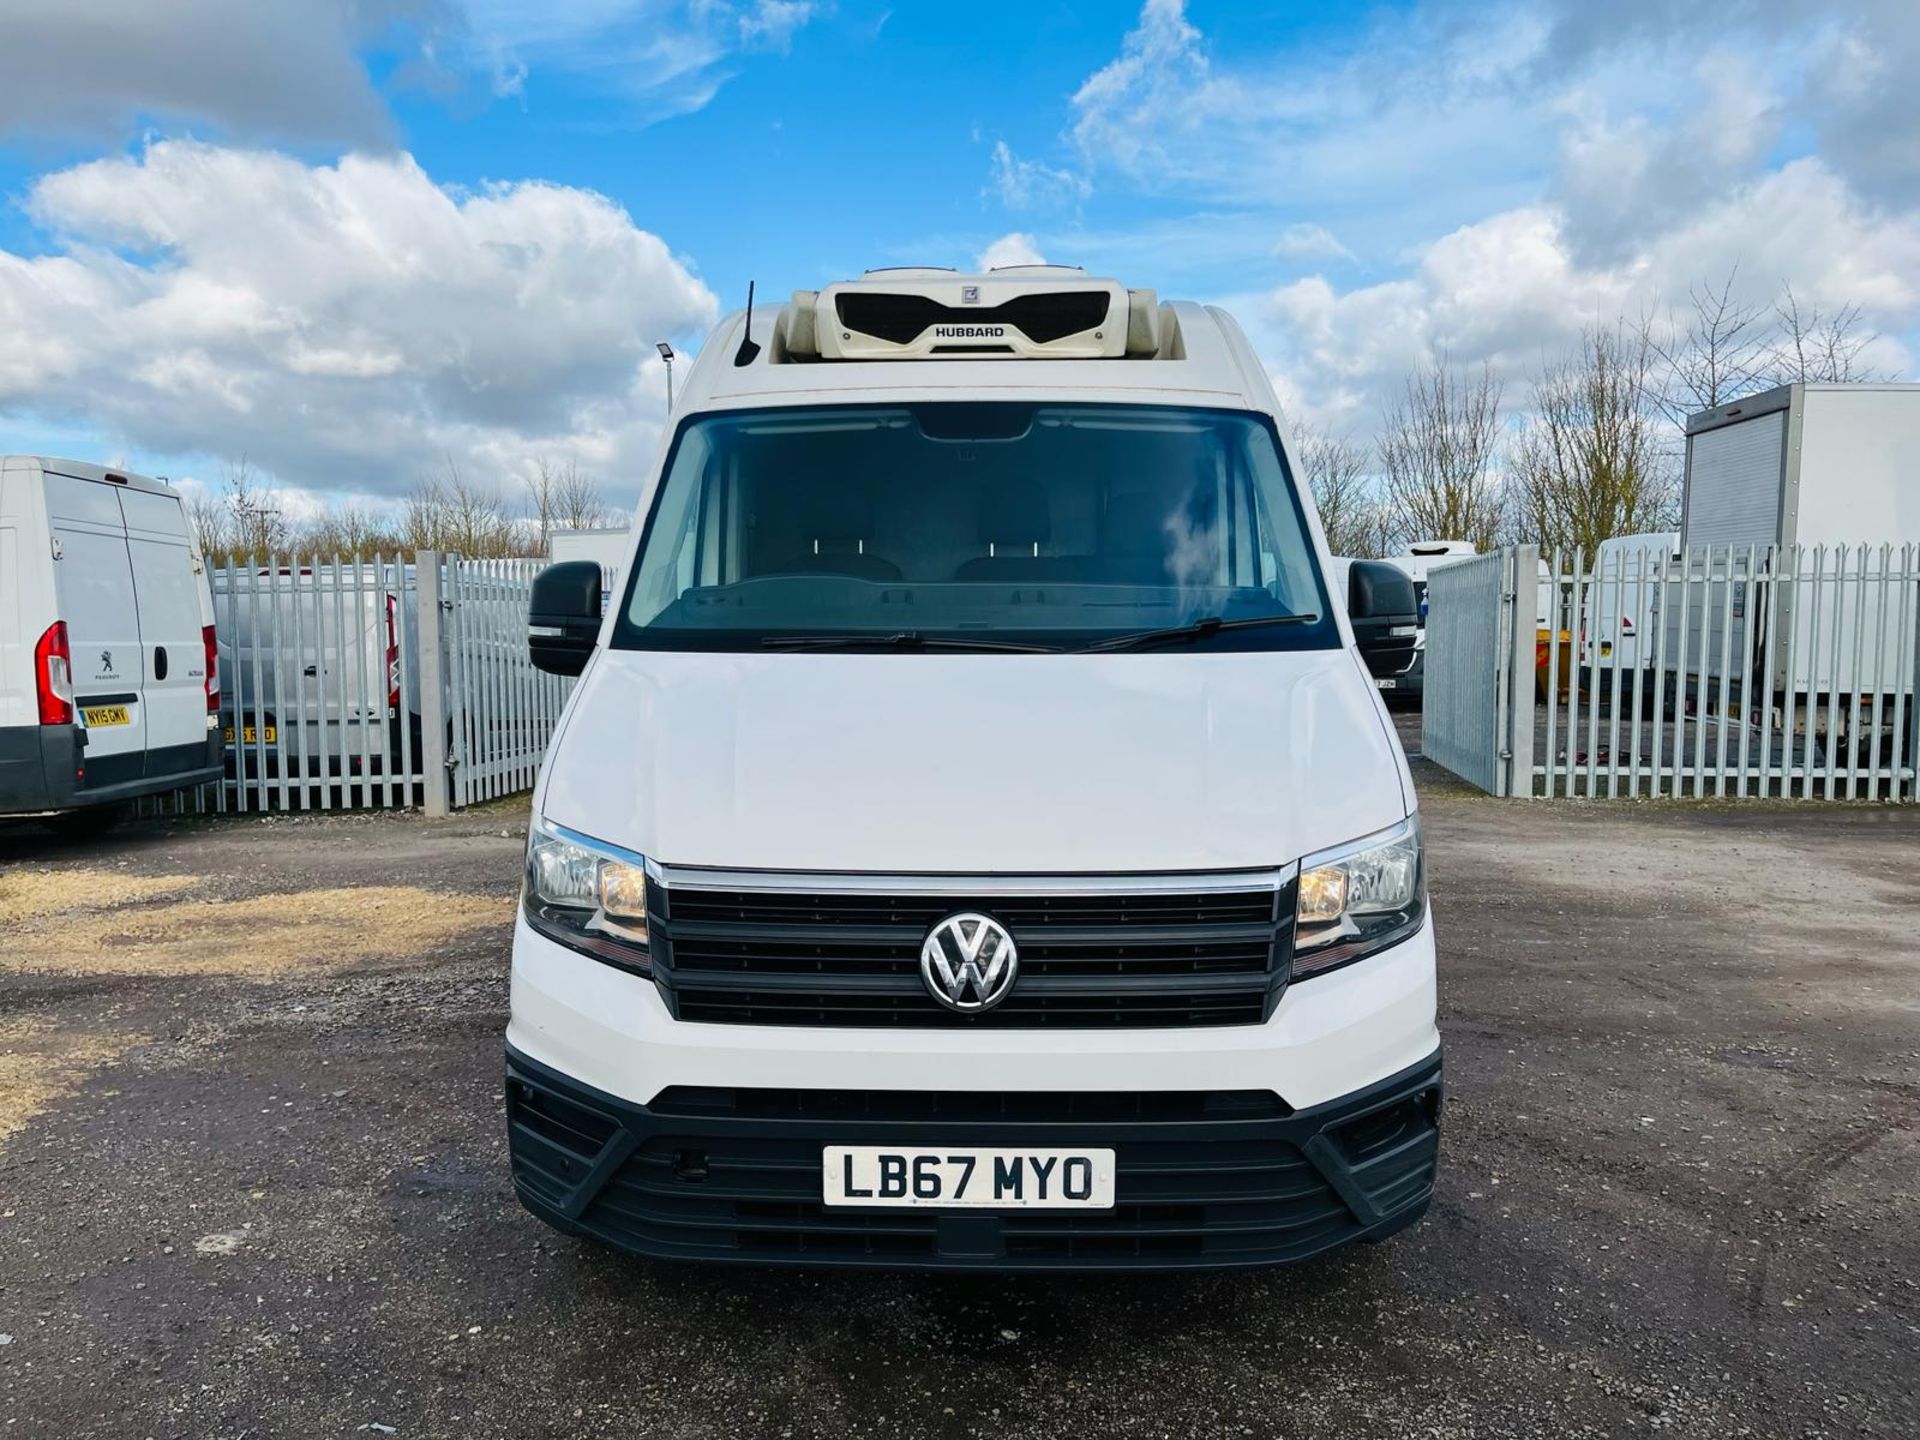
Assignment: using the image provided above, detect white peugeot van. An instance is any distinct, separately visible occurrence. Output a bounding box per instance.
[509,269,1438,1270]
[1,457,222,833]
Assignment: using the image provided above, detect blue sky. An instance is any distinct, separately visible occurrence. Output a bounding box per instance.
[1,0,1916,516]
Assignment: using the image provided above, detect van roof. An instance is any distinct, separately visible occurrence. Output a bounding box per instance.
[673,274,1279,417]
[3,454,181,499]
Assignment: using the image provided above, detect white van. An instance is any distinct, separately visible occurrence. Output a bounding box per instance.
[507,269,1438,1271]
[1,457,222,830]
[1579,531,1680,683]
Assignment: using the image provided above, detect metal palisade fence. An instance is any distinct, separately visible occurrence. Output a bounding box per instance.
[1424,543,1920,802]
[182,550,578,816]
[435,557,577,811]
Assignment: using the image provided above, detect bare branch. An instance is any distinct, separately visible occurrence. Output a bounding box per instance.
[1295,425,1387,557]
[1767,283,1881,384]
[1645,265,1769,426]
[1507,323,1678,558]
[1375,358,1505,552]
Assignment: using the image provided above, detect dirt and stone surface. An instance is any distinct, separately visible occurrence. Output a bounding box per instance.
[1,760,1917,1438]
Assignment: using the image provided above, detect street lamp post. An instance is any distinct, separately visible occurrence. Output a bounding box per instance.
[657,341,676,412]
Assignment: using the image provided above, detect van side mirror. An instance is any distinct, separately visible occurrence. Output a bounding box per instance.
[529,562,603,677]
[1346,560,1419,679]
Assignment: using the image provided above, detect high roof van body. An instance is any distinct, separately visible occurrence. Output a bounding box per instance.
[506,271,1439,1270]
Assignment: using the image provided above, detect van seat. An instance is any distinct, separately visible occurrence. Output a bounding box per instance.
[766,485,902,583]
[953,477,1089,583]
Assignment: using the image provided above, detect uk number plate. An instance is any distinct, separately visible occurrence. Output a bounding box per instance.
[82,705,131,727]
[823,1146,1115,1209]
[1375,677,1398,690]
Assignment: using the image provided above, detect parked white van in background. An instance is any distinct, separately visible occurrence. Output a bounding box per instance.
[508,269,1438,1271]
[1,457,222,833]
[1580,531,1681,686]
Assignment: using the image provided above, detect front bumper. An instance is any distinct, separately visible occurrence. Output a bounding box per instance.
[507,1045,1441,1271]
[1375,647,1424,696]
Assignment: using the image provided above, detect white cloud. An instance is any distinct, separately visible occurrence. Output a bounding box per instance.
[0,0,415,147]
[0,141,718,508]
[456,0,821,120]
[974,234,1048,271]
[738,0,815,49]
[1069,0,1210,179]
[1553,52,1783,263]
[995,0,1920,449]
[1272,223,1353,264]
[987,141,1091,212]
[1259,160,1920,437]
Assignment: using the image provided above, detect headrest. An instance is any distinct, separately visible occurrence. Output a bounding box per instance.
[977,477,1051,547]
[807,483,875,544]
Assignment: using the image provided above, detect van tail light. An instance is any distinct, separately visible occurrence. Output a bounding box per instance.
[35,621,75,726]
[202,624,220,713]
[385,594,401,713]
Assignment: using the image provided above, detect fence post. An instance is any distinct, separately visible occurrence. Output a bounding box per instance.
[417,552,451,818]
[1506,545,1539,798]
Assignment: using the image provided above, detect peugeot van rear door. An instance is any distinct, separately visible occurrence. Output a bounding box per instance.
[119,486,213,777]
[43,470,147,789]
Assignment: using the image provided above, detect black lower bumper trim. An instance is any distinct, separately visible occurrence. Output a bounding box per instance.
[505,1046,1442,1272]
[0,724,221,815]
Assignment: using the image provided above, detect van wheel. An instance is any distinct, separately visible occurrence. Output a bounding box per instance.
[44,804,125,842]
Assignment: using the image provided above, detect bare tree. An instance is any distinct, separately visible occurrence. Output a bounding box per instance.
[222,457,286,559]
[296,504,396,560]
[1376,358,1505,552]
[183,485,230,557]
[1768,284,1882,385]
[1507,324,1677,558]
[1296,426,1387,557]
[1645,267,1769,426]
[523,457,612,549]
[553,463,611,531]
[404,455,530,558]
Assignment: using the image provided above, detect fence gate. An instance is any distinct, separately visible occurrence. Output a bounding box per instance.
[1421,549,1532,796]
[433,556,579,813]
[191,550,577,817]
[210,554,429,814]
[1420,543,1919,801]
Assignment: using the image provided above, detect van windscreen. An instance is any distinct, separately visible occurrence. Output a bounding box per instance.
[613,403,1337,653]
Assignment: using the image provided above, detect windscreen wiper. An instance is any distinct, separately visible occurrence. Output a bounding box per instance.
[1078,613,1318,653]
[760,631,1061,654]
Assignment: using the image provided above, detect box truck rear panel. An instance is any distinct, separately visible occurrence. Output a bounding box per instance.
[1685,409,1786,551]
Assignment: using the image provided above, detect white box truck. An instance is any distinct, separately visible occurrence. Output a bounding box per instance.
[1680,383,1920,738]
[1,457,223,832]
[505,266,1438,1272]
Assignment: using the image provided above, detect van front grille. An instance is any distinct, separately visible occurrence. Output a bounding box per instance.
[649,878,1295,1030]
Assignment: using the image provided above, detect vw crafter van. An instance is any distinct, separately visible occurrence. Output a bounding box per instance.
[510,268,1438,1270]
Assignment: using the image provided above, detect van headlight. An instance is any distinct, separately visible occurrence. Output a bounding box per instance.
[1292,815,1424,978]
[523,817,651,973]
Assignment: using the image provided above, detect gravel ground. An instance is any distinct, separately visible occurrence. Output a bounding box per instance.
[1,765,1916,1439]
